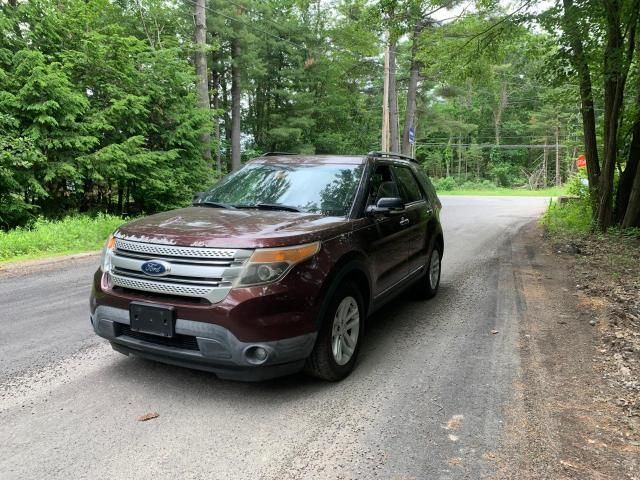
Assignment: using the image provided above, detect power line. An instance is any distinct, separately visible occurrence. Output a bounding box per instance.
[416,143,571,149]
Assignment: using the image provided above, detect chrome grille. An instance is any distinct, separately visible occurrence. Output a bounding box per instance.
[111,274,214,297]
[109,239,252,303]
[114,238,238,259]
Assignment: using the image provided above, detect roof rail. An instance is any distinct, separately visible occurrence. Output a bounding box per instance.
[367,151,418,163]
[262,152,298,156]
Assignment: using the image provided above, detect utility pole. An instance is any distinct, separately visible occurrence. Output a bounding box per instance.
[381,42,390,152]
[555,122,561,186]
[543,136,548,187]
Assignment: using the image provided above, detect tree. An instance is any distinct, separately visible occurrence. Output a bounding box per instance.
[194,0,212,166]
[555,0,640,229]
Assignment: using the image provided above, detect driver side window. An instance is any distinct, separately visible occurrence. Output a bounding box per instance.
[367,165,399,207]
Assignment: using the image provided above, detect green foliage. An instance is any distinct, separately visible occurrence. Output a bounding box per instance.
[565,170,590,200]
[432,176,457,191]
[0,0,214,229]
[459,179,498,190]
[541,200,592,235]
[0,214,125,262]
[1,0,637,237]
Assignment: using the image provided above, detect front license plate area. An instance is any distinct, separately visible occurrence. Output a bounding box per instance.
[129,303,175,337]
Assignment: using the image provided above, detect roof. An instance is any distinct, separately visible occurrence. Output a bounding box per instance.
[250,154,367,166]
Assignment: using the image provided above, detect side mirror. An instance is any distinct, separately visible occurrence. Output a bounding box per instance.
[192,192,206,204]
[366,197,405,216]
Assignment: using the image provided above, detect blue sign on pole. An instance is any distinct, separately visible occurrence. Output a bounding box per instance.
[408,127,415,145]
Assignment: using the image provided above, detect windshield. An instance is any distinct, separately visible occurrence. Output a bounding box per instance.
[203,163,364,216]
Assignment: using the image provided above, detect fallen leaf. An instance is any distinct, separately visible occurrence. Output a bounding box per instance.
[137,412,160,422]
[446,414,465,430]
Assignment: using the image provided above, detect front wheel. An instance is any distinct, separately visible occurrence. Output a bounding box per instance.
[414,245,441,300]
[305,282,364,381]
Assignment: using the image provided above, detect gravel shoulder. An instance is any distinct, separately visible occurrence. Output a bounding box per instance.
[496,223,639,479]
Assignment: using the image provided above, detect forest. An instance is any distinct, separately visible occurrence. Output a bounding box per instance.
[1,0,639,231]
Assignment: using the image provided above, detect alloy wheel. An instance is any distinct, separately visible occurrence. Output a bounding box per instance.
[429,250,441,289]
[331,296,360,366]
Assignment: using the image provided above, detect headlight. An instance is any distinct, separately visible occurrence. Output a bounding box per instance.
[235,242,320,287]
[100,235,116,273]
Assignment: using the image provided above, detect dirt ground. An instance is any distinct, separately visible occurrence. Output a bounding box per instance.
[496,223,639,479]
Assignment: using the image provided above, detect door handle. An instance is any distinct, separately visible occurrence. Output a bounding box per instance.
[399,217,410,227]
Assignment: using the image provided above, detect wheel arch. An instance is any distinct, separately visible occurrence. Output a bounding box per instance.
[314,252,372,329]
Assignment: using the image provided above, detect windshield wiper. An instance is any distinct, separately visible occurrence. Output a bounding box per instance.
[235,203,302,212]
[193,201,237,209]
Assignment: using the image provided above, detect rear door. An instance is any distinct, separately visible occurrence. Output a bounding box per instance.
[392,164,432,277]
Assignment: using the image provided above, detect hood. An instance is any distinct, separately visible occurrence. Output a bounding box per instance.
[114,207,351,248]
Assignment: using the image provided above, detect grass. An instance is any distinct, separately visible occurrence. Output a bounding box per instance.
[0,214,127,263]
[438,186,566,197]
[540,198,592,235]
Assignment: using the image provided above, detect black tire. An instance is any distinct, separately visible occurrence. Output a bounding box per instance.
[413,245,441,300]
[304,281,364,381]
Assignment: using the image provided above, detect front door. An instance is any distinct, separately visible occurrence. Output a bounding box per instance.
[361,163,411,295]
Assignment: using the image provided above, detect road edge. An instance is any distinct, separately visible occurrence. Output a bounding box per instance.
[0,251,100,276]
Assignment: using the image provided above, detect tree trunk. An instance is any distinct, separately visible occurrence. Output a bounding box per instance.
[597,3,625,229]
[615,14,640,223]
[194,0,211,166]
[561,0,601,219]
[493,83,507,145]
[231,36,242,171]
[622,115,640,226]
[402,20,423,155]
[617,113,640,223]
[381,44,390,151]
[388,39,399,153]
[221,71,231,169]
[623,143,640,227]
[212,49,222,175]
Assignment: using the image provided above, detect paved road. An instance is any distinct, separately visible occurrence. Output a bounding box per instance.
[0,196,548,480]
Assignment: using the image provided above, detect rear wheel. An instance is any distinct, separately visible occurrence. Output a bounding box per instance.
[305,282,363,381]
[414,245,441,300]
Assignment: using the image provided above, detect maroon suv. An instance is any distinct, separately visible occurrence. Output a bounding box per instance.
[90,152,443,381]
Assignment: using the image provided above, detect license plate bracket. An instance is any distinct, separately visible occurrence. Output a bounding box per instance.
[129,303,175,337]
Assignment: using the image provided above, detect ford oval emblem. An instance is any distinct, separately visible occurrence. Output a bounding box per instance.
[140,260,171,277]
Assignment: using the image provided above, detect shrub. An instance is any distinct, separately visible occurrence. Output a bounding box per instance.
[541,199,592,235]
[565,170,590,200]
[0,214,126,262]
[432,177,457,191]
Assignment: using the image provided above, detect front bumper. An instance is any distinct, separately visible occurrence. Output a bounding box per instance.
[91,305,317,381]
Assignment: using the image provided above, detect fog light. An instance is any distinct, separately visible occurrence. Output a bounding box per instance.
[245,346,269,364]
[101,272,113,290]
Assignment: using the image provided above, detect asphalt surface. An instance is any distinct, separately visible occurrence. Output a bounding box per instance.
[0,196,548,479]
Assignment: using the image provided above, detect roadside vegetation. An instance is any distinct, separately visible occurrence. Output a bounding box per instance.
[2,0,639,235]
[0,215,125,263]
[540,172,640,444]
[432,177,565,197]
[541,173,592,234]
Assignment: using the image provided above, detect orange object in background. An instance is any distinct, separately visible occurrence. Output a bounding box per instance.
[576,155,586,168]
